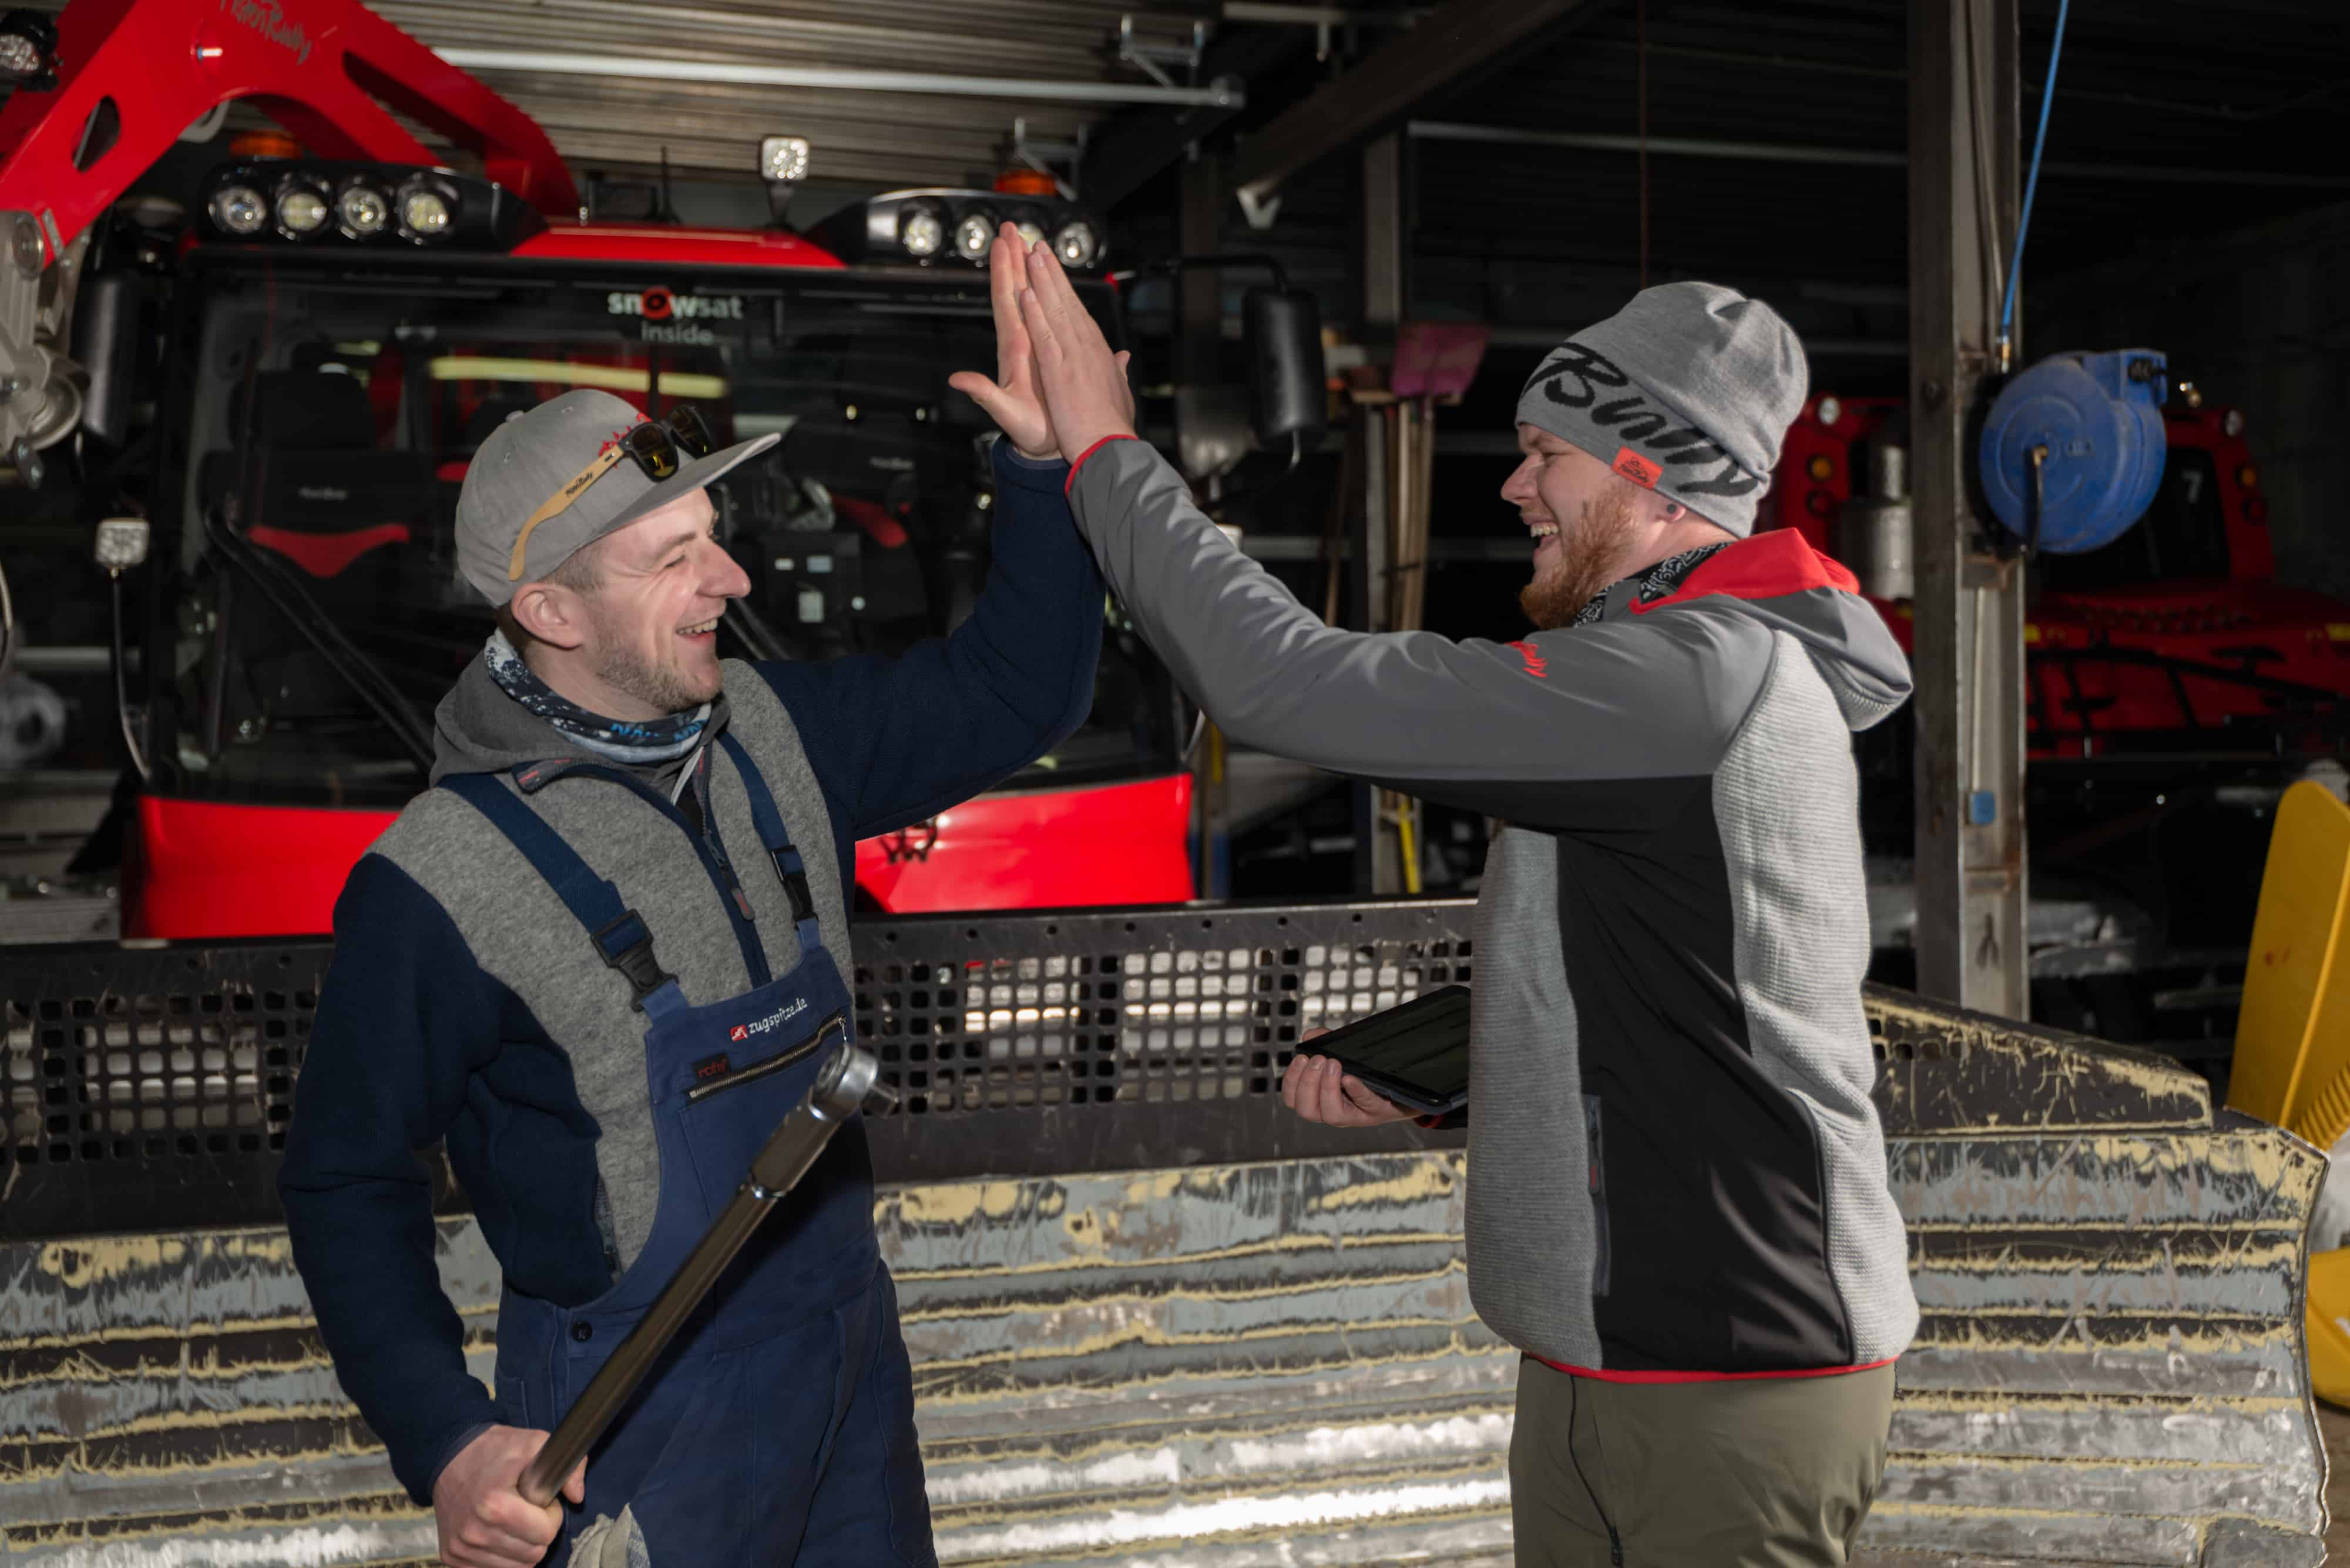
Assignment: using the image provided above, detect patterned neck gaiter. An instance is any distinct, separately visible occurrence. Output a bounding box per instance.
[1570,542,1733,627]
[482,630,712,765]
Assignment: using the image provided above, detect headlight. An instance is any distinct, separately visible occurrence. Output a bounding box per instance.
[900,206,945,258]
[0,9,58,85]
[210,183,269,236]
[2222,408,2245,438]
[1815,395,1842,428]
[276,184,330,236]
[398,183,454,240]
[1054,220,1099,268]
[337,183,390,237]
[0,30,42,80]
[954,212,995,262]
[760,135,811,184]
[1013,219,1046,251]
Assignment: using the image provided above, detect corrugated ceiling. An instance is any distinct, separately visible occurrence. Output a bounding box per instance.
[365,0,1212,188]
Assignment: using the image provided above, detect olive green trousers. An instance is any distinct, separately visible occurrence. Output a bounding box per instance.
[1509,1355,1896,1567]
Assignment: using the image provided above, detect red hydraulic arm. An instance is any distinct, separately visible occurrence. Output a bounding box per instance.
[0,0,579,266]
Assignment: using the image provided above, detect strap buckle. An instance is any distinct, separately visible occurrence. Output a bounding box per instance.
[770,852,817,926]
[595,909,677,1010]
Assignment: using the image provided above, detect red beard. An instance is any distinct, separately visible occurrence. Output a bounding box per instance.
[1518,483,1641,630]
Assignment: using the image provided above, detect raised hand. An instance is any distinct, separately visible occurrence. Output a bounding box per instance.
[1017,239,1140,464]
[947,224,1059,459]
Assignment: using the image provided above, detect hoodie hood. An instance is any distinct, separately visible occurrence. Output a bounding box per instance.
[430,654,733,788]
[1620,528,1912,732]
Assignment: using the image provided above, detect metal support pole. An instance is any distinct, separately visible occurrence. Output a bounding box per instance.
[1176,156,1229,897]
[1908,0,2028,1017]
[1356,133,1405,896]
[1360,133,1407,335]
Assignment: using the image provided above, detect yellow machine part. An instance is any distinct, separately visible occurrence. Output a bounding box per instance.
[2224,781,2350,1409]
[2311,1250,2350,1408]
[2225,779,2350,1143]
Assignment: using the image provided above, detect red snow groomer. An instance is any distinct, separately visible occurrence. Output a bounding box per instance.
[0,0,1198,939]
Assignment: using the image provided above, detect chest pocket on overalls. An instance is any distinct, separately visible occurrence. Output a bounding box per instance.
[678,1005,846,1217]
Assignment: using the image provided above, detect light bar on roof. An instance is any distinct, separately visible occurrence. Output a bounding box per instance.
[810,188,1111,274]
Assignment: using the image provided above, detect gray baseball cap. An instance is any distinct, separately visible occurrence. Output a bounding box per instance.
[454,388,778,605]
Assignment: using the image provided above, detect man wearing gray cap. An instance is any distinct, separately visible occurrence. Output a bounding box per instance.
[975,237,1916,1565]
[280,373,1106,1567]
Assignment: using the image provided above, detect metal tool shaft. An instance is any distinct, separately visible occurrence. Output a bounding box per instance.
[516,1044,891,1506]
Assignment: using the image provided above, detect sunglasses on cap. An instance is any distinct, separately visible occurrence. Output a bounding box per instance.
[508,406,720,583]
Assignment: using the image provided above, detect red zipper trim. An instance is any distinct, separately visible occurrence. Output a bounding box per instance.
[1530,1354,1898,1385]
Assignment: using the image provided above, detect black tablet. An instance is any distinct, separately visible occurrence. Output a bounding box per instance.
[1311,985,1473,1116]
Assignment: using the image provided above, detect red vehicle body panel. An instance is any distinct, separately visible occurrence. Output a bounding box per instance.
[125,795,399,939]
[1769,394,2350,754]
[125,775,1196,939]
[851,775,1196,913]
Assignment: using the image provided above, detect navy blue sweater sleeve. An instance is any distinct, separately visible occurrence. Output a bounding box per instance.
[753,438,1103,840]
[278,854,506,1505]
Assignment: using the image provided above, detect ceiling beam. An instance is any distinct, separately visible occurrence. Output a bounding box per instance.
[1230,0,1604,207]
[1080,26,1310,211]
[435,48,1241,107]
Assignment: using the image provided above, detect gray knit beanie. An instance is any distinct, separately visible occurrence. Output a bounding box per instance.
[1513,281,1807,538]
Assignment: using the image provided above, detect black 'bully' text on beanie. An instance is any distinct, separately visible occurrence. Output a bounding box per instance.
[1514,281,1808,538]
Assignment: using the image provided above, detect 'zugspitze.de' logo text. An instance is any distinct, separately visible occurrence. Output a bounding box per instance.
[728,996,808,1043]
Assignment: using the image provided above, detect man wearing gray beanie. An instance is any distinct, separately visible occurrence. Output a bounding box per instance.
[962,239,1917,1566]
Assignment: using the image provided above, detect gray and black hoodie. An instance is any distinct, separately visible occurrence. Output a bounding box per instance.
[1065,437,1920,1377]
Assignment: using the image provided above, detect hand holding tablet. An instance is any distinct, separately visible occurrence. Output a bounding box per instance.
[1281,986,1472,1122]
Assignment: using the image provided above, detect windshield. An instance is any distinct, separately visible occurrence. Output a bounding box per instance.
[157,257,1176,805]
[2037,446,2234,595]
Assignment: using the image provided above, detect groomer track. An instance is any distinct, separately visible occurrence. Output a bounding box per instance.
[0,903,2326,1567]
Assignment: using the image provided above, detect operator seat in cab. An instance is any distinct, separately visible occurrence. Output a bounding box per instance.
[202,349,432,580]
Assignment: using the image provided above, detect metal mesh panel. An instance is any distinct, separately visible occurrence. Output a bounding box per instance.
[853,908,1472,1117]
[2,944,328,1238]
[1,898,2209,1235]
[0,903,1482,1236]
[2,946,323,1169]
[5,984,298,1164]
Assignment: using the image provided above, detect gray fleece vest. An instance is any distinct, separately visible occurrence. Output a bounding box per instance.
[370,663,852,1269]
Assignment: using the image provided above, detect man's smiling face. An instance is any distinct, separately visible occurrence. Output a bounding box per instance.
[1499,425,1644,630]
[568,488,750,717]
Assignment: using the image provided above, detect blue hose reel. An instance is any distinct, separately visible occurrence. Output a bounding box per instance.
[1977,349,2168,554]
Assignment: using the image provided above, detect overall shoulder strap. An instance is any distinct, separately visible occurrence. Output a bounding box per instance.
[714,731,824,961]
[439,771,689,1016]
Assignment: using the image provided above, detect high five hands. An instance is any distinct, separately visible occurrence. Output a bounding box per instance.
[948,228,1412,1132]
[949,224,1139,464]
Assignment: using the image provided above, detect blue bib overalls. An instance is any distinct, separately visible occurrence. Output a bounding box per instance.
[444,733,935,1566]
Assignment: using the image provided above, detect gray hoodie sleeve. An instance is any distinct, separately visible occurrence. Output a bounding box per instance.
[1066,438,1773,827]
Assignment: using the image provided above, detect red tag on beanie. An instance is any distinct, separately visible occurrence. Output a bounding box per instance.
[1612,447,1661,489]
